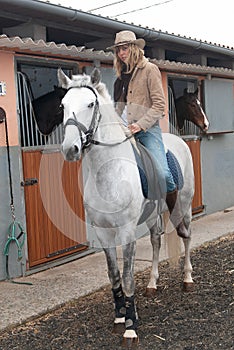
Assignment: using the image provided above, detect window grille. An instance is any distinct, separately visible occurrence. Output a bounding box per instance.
[17,72,64,148]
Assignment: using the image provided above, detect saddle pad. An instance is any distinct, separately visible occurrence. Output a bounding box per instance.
[132,142,184,198]
[166,150,184,190]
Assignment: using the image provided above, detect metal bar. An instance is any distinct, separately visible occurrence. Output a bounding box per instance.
[17,74,26,147]
[46,243,89,258]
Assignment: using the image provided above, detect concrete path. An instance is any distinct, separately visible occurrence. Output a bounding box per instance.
[0,207,233,333]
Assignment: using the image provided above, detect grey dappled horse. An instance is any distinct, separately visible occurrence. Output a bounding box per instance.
[57,68,195,348]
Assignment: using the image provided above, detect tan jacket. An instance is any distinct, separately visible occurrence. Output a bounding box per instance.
[116,57,165,130]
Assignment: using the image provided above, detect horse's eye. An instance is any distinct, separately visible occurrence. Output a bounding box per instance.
[59,104,64,110]
[88,102,94,108]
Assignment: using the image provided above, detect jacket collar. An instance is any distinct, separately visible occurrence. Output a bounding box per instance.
[131,57,148,79]
[136,57,148,69]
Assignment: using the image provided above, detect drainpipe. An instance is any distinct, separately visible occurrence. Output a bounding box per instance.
[0,0,233,57]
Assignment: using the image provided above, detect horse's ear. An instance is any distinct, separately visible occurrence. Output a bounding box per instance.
[183,88,188,95]
[90,68,101,87]
[57,68,71,89]
[194,88,199,96]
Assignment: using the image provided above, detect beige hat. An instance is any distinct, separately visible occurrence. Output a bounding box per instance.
[107,30,145,50]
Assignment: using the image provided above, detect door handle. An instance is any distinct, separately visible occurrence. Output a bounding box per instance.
[21,178,38,187]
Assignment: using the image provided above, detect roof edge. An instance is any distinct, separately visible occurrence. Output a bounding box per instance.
[0,0,233,57]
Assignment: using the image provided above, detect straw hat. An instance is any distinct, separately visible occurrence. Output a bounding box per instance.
[107,30,145,50]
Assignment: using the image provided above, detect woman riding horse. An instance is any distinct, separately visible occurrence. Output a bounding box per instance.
[108,30,189,238]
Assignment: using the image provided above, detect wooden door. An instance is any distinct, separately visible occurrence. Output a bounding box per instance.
[22,150,87,267]
[185,139,204,215]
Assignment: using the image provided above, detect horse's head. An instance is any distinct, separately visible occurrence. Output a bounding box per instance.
[58,68,107,161]
[175,89,209,132]
[32,86,66,135]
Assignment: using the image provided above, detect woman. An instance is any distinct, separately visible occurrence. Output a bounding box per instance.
[108,30,189,238]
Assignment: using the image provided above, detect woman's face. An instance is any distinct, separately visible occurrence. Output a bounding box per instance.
[116,45,130,63]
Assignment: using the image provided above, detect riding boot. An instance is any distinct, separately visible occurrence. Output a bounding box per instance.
[166,189,190,238]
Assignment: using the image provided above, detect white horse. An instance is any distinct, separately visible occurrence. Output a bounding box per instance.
[57,68,194,348]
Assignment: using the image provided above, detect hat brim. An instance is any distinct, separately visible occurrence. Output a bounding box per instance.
[106,38,145,51]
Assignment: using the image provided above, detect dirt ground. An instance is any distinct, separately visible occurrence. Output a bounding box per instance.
[0,234,233,350]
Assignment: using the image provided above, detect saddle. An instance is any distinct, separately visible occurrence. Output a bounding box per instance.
[132,141,184,224]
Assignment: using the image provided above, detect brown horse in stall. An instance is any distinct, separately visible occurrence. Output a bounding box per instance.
[175,89,209,132]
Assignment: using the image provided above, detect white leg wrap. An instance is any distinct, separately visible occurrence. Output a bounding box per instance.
[123,329,138,338]
[114,317,125,324]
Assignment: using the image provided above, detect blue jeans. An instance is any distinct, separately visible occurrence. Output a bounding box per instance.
[135,124,176,193]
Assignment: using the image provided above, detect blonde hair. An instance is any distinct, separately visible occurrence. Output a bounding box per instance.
[114,44,144,77]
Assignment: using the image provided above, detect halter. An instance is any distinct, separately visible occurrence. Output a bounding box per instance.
[64,85,132,151]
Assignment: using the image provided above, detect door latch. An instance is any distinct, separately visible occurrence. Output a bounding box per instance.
[21,178,38,187]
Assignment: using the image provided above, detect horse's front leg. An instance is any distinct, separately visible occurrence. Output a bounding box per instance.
[121,241,139,347]
[103,247,126,333]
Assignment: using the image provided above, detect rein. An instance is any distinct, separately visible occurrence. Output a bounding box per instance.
[64,85,132,151]
[91,134,132,147]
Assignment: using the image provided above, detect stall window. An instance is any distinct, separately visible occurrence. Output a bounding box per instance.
[203,79,234,134]
[168,77,200,136]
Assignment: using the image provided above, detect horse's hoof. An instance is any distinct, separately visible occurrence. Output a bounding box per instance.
[183,282,194,292]
[145,287,157,298]
[113,322,125,334]
[122,336,139,349]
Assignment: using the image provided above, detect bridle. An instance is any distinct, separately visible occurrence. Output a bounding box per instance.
[63,85,132,152]
[64,85,102,151]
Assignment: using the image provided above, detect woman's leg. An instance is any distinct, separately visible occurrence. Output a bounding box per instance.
[135,125,189,238]
[135,124,176,193]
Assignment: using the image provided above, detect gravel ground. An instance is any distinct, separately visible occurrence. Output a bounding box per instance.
[0,233,233,350]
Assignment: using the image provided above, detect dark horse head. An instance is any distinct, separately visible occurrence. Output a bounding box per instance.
[175,89,209,132]
[32,86,66,135]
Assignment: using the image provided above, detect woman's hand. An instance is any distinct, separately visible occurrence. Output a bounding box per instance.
[128,123,141,134]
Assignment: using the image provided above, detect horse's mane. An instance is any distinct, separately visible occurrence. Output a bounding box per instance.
[96,82,112,104]
[69,74,91,88]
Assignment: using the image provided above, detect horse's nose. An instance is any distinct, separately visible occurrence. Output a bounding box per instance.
[203,120,210,132]
[63,145,81,161]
